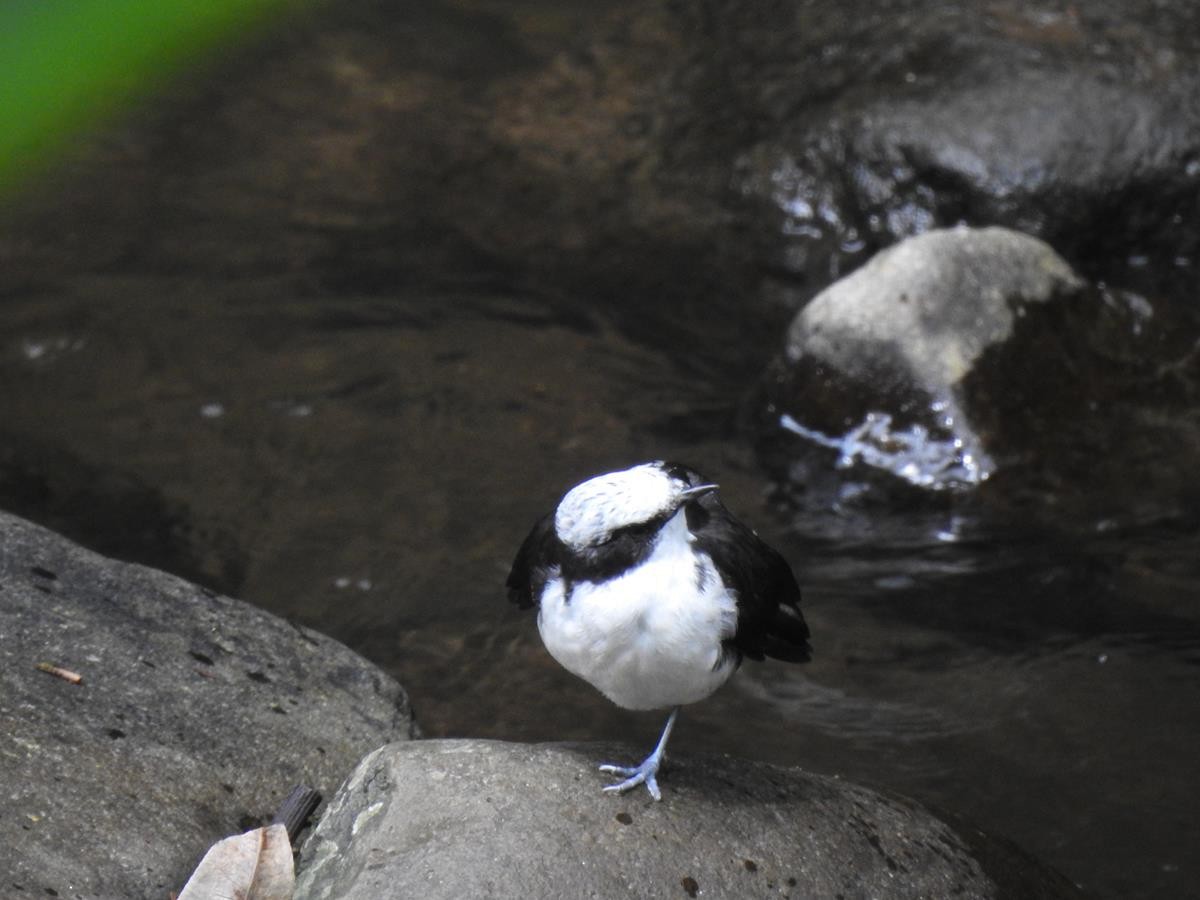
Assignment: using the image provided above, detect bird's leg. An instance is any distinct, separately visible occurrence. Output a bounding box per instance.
[599,707,679,801]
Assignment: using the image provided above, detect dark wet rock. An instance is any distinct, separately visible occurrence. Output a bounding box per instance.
[720,1,1200,303]
[762,226,1084,494]
[293,739,1082,900]
[0,510,417,900]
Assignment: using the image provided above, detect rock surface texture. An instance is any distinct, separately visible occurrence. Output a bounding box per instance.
[294,739,1081,900]
[784,227,1083,398]
[0,511,417,900]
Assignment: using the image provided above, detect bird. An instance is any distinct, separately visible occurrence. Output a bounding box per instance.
[506,461,811,800]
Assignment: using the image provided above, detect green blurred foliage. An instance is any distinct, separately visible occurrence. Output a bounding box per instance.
[0,0,297,192]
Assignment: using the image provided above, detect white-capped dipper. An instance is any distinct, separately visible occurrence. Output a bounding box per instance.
[506,461,811,800]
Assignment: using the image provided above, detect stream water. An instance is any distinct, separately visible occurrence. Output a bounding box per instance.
[2,277,1198,900]
[2,2,1199,898]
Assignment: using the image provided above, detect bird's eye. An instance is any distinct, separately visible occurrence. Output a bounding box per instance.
[608,519,660,543]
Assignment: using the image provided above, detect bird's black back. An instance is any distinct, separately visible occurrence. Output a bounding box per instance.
[686,495,811,664]
[665,463,810,665]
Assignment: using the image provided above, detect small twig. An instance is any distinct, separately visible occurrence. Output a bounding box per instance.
[36,662,83,685]
[273,784,322,844]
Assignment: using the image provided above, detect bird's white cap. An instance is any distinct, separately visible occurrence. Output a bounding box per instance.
[553,462,716,551]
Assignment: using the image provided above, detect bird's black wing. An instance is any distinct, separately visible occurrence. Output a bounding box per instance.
[685,493,811,664]
[505,512,559,610]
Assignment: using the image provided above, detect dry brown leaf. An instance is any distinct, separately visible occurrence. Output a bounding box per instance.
[177,822,294,900]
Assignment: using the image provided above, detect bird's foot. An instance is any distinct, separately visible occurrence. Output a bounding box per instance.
[599,754,665,801]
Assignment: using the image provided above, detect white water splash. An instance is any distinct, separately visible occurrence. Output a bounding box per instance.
[780,410,994,490]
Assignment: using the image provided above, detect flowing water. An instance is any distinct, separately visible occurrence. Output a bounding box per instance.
[2,3,1199,899]
[3,276,1198,900]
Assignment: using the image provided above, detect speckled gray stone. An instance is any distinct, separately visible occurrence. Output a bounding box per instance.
[294,739,1081,900]
[0,510,417,900]
[784,226,1083,393]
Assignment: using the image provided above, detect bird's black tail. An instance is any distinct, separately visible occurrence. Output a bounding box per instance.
[763,602,812,663]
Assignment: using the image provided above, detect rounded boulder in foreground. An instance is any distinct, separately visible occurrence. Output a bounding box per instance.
[294,739,1081,900]
[0,510,417,899]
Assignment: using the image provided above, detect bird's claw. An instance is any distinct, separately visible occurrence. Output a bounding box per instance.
[599,759,663,801]
[598,764,638,777]
[595,708,677,801]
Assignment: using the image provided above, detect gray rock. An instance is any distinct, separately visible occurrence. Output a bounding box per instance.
[768,226,1083,491]
[0,510,417,900]
[785,226,1082,397]
[294,739,1081,900]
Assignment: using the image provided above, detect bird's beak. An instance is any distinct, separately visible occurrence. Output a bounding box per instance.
[679,483,719,503]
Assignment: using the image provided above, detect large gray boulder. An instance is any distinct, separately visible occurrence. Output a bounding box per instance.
[0,510,417,899]
[760,223,1200,523]
[294,739,1081,900]
[784,227,1082,400]
[766,226,1084,492]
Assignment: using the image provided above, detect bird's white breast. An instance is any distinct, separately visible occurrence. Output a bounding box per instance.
[537,509,739,711]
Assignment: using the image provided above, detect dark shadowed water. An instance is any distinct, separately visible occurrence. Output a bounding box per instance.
[2,3,1199,899]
